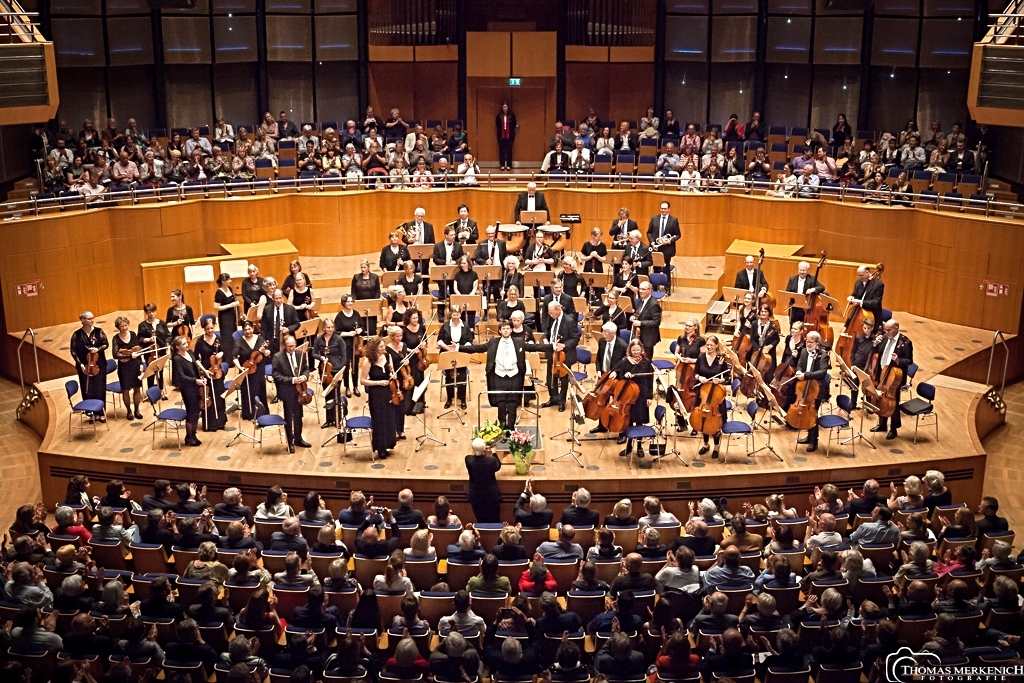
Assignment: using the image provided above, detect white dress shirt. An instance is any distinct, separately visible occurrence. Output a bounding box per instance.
[881,335,898,368]
[527,195,536,212]
[796,277,807,294]
[495,338,518,377]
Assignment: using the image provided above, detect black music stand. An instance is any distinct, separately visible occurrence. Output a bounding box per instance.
[406,243,435,294]
[437,351,471,424]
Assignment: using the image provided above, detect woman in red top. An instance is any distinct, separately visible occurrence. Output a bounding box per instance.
[495,102,517,171]
[384,636,429,677]
[518,556,558,593]
[655,631,701,679]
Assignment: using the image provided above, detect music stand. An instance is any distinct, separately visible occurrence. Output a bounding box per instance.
[660,385,690,466]
[607,250,626,267]
[380,271,402,288]
[477,264,503,327]
[450,294,484,350]
[430,263,460,311]
[354,299,384,336]
[818,293,844,321]
[411,370,445,451]
[848,366,879,450]
[776,290,811,317]
[519,210,548,232]
[552,373,586,467]
[320,371,350,449]
[184,264,216,318]
[224,371,258,446]
[747,363,784,462]
[523,270,555,291]
[295,319,321,343]
[437,351,471,423]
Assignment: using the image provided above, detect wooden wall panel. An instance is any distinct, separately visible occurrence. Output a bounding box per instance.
[413,62,459,123]
[368,63,416,122]
[607,63,655,125]
[4,192,1024,335]
[566,63,610,127]
[466,32,510,78]
[511,32,557,78]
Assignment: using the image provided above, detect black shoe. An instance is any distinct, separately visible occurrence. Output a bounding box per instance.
[541,400,559,408]
[870,425,885,433]
[378,451,390,459]
[690,429,698,437]
[558,403,566,412]
[288,444,295,454]
[353,388,361,397]
[590,426,608,434]
[712,449,719,459]
[698,445,710,455]
[296,439,311,448]
[322,421,335,429]
[135,410,144,420]
[345,388,352,398]
[398,433,406,440]
[797,436,810,445]
[617,435,627,445]
[886,430,898,440]
[460,400,467,410]
[806,442,818,453]
[618,448,631,457]
[444,400,453,409]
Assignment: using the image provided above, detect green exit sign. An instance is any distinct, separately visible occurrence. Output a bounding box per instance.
[509,77,521,86]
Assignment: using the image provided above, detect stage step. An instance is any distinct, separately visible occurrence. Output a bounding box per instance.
[660,287,719,314]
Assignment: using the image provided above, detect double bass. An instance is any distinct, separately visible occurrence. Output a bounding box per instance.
[582,371,616,420]
[835,263,884,366]
[754,248,777,316]
[803,253,834,348]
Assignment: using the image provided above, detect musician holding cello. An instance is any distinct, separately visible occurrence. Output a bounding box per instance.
[692,335,731,460]
[847,265,885,335]
[793,331,830,453]
[608,340,655,468]
[784,261,825,324]
[70,311,109,418]
[673,319,705,434]
[869,320,913,441]
[195,317,227,432]
[776,321,806,412]
[461,318,548,429]
[170,335,204,447]
[111,316,144,420]
[734,255,769,296]
[745,305,780,380]
[590,322,628,435]
[271,334,311,454]
[313,319,346,428]
[540,301,579,412]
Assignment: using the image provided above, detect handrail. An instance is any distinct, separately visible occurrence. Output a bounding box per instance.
[16,327,39,397]
[986,330,1009,398]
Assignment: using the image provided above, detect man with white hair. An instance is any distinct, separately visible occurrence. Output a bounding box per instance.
[393,489,426,528]
[783,260,825,325]
[560,488,600,526]
[848,265,885,334]
[624,229,652,276]
[214,487,254,526]
[514,480,553,527]
[540,300,579,412]
[793,330,830,452]
[401,207,435,293]
[270,517,309,559]
[869,319,913,440]
[513,182,549,224]
[429,630,481,680]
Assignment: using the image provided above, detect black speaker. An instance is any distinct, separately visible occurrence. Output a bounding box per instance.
[149,0,195,8]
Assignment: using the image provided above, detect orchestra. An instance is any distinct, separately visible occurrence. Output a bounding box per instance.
[63,194,925,468]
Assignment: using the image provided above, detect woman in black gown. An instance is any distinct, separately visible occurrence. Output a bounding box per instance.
[609,341,655,468]
[194,317,227,432]
[70,311,109,414]
[465,437,502,523]
[593,291,630,333]
[500,256,524,302]
[402,308,427,412]
[359,337,397,461]
[288,272,315,319]
[110,316,144,420]
[171,335,205,447]
[312,319,346,428]
[398,260,422,297]
[559,257,581,298]
[694,335,731,460]
[581,227,608,302]
[241,264,264,315]
[281,259,313,299]
[138,303,170,395]
[674,318,706,433]
[496,285,526,322]
[166,289,195,339]
[333,294,364,398]
[384,326,409,440]
[214,273,240,368]
[452,255,479,325]
[351,259,381,335]
[233,320,269,420]
[383,285,409,328]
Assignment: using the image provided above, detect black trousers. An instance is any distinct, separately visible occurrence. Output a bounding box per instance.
[493,375,521,428]
[805,398,825,443]
[280,392,303,445]
[498,138,513,168]
[443,368,468,401]
[546,368,569,405]
[470,495,502,524]
[878,410,902,431]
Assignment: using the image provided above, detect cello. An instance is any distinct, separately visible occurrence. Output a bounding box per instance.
[802,252,835,348]
[835,263,884,366]
[689,370,730,436]
[785,358,822,432]
[583,371,616,420]
[599,377,641,433]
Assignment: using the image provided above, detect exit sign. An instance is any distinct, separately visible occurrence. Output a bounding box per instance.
[509,77,521,86]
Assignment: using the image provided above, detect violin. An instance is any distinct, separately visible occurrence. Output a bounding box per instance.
[583,371,616,420]
[389,363,405,405]
[689,372,729,435]
[352,334,365,361]
[117,345,142,362]
[207,352,223,380]
[417,346,427,371]
[599,377,641,433]
[171,310,192,340]
[321,358,335,388]
[551,349,569,377]
[243,340,270,375]
[836,263,884,366]
[786,367,821,431]
[296,353,312,405]
[83,350,100,376]
[803,252,835,349]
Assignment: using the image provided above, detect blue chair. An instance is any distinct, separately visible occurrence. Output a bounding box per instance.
[252,396,286,452]
[573,348,591,384]
[900,362,919,394]
[145,385,186,448]
[648,272,669,299]
[65,380,107,440]
[344,413,374,461]
[721,400,757,463]
[618,329,631,342]
[197,313,216,329]
[899,382,937,444]
[817,394,853,458]
[623,424,657,466]
[105,358,124,418]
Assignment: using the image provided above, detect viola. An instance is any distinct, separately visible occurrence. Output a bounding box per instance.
[83,350,100,376]
[689,377,728,435]
[389,372,405,405]
[243,340,270,375]
[200,380,213,409]
[400,362,414,390]
[786,374,821,431]
[296,353,312,406]
[583,371,615,420]
[836,263,884,366]
[551,349,569,378]
[417,346,427,371]
[171,312,192,340]
[599,378,641,433]
[352,334,365,361]
[117,345,141,362]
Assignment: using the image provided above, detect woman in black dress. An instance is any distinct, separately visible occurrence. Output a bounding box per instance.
[233,320,269,420]
[745,305,780,381]
[241,264,264,315]
[612,260,640,299]
[333,294,364,398]
[194,317,227,432]
[351,259,381,335]
[359,337,397,461]
[138,303,170,395]
[581,227,608,302]
[313,319,347,428]
[694,335,731,460]
[466,437,502,522]
[70,311,109,413]
[778,321,805,412]
[496,284,526,322]
[609,341,655,468]
[398,260,423,297]
[167,289,195,340]
[384,326,409,440]
[559,257,581,298]
[214,273,240,367]
[110,316,144,420]
[594,291,630,332]
[733,292,756,347]
[453,255,479,324]
[281,259,313,299]
[171,335,205,447]
[288,272,315,319]
[675,318,706,433]
[382,285,409,328]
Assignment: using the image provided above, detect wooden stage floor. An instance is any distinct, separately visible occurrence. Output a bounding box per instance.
[17,302,999,516]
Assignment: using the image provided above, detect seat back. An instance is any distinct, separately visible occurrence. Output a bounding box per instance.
[544,558,579,594]
[324,587,359,617]
[763,584,801,614]
[898,614,938,649]
[225,581,262,613]
[444,560,480,592]
[272,585,309,621]
[417,591,456,629]
[88,539,129,570]
[254,518,282,547]
[495,560,529,593]
[467,591,508,624]
[352,555,389,588]
[429,525,463,559]
[404,557,438,591]
[519,527,550,557]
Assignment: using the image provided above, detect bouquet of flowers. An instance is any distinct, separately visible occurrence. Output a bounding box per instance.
[473,420,504,446]
[507,429,535,475]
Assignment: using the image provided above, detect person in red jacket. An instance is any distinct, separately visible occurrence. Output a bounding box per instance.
[519,555,558,593]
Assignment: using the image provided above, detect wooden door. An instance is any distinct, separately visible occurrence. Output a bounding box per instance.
[473,86,511,166]
[510,86,549,167]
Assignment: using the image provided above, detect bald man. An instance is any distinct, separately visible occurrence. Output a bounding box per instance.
[848,264,885,334]
[261,288,300,355]
[610,553,656,597]
[784,260,825,324]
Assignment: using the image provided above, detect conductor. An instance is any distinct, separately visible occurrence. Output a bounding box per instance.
[514,182,550,224]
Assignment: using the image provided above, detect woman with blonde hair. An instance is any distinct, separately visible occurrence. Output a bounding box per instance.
[889,475,925,511]
[493,524,526,561]
[405,528,436,560]
[765,494,797,519]
[373,550,414,593]
[183,541,229,589]
[604,499,636,527]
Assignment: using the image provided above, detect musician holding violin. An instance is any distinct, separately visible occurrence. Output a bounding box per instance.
[593,291,630,333]
[733,291,757,348]
[111,316,144,420]
[313,319,346,428]
[287,273,315,320]
[402,308,428,412]
[271,334,312,454]
[138,303,170,393]
[692,335,731,459]
[194,317,227,432]
[589,322,628,435]
[745,305,780,380]
[241,264,264,314]
[334,294,364,398]
[360,336,398,460]
[385,326,412,440]
[437,303,474,410]
[380,231,412,272]
[70,311,109,416]
[170,334,205,447]
[233,319,269,420]
[793,331,830,453]
[607,340,655,467]
[261,288,300,356]
[167,289,195,339]
[540,278,576,333]
[214,273,240,365]
[868,320,913,441]
[540,301,579,412]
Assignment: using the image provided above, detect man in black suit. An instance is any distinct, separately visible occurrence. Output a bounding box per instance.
[213,486,255,526]
[261,289,300,355]
[590,322,628,434]
[142,479,175,512]
[432,226,465,313]
[379,230,411,271]
[271,335,310,453]
[622,230,653,276]
[609,207,639,247]
[403,207,435,294]
[845,479,885,516]
[614,120,638,155]
[848,265,885,334]
[461,318,549,428]
[646,200,681,293]
[513,182,550,224]
[270,516,310,559]
[869,319,913,440]
[734,254,769,296]
[437,303,474,410]
[355,508,403,558]
[976,496,1009,538]
[540,278,577,333]
[794,331,831,453]
[473,224,508,304]
[947,139,975,172]
[631,281,662,361]
[453,204,479,244]
[559,487,601,527]
[783,261,825,324]
[540,301,579,412]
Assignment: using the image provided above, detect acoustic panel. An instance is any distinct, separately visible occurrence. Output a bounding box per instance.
[268,62,314,123]
[466,31,509,77]
[162,16,212,64]
[766,17,810,63]
[813,17,863,65]
[713,0,758,13]
[315,15,359,61]
[314,0,356,11]
[266,16,312,62]
[55,67,106,130]
[51,19,104,67]
[161,0,209,13]
[50,0,101,14]
[924,0,974,15]
[874,0,919,15]
[214,16,258,63]
[712,16,757,62]
[764,64,811,128]
[266,0,310,12]
[107,0,150,14]
[871,17,919,67]
[768,0,811,14]
[107,17,155,66]
[665,16,708,61]
[512,32,556,77]
[809,65,860,129]
[314,61,359,122]
[166,64,213,127]
[213,0,255,13]
[108,66,157,130]
[214,63,259,127]
[664,62,709,126]
[708,62,755,124]
[918,18,973,68]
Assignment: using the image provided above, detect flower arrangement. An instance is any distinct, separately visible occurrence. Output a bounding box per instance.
[506,429,535,475]
[473,420,504,446]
